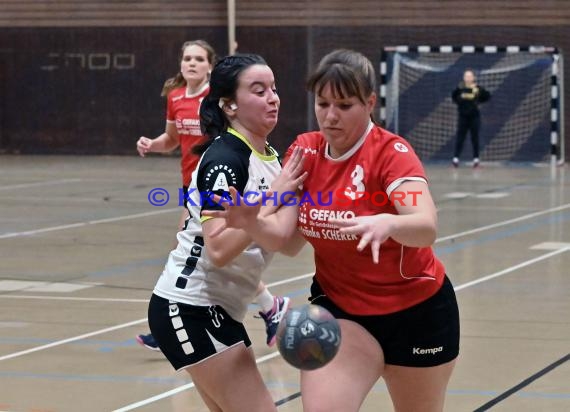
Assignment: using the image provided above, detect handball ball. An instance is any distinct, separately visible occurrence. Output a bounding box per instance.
[276,304,341,370]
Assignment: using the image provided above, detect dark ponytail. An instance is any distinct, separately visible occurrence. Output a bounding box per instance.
[198,93,228,144]
[194,53,267,155]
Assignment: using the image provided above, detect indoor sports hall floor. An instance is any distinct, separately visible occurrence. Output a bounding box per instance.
[0,155,568,412]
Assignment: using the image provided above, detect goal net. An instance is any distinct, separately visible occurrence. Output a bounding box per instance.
[380,46,563,163]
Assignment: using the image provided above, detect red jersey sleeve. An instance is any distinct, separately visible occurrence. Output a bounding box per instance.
[283,132,324,168]
[166,92,175,122]
[376,130,427,195]
[283,144,295,165]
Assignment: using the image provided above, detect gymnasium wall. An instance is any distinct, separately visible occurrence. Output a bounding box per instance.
[0,0,569,158]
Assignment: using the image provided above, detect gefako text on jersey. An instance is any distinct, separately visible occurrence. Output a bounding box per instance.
[285,122,446,316]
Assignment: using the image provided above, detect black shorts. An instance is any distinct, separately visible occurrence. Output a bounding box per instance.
[148,294,251,371]
[309,276,460,367]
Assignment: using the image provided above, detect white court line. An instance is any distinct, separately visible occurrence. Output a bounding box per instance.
[112,352,281,412]
[0,295,149,303]
[3,201,569,301]
[0,178,82,191]
[454,246,570,291]
[435,202,570,243]
[0,208,180,239]
[1,199,567,241]
[0,243,567,405]
[0,203,568,405]
[0,201,567,359]
[0,273,315,360]
[266,272,313,287]
[0,274,315,304]
[0,318,146,362]
[114,247,570,410]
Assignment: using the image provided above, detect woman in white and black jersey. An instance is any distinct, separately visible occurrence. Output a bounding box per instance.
[147,54,305,412]
[134,40,289,353]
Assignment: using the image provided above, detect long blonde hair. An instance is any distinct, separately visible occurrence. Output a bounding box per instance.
[161,40,216,97]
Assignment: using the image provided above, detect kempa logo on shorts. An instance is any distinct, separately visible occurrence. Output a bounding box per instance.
[413,346,443,355]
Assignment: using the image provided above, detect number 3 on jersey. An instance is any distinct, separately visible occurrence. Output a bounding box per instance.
[343,164,366,200]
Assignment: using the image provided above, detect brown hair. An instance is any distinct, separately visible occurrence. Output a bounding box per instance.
[307,49,376,105]
[161,40,216,97]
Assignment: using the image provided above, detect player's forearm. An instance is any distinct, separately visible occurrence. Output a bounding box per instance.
[204,225,253,267]
[205,210,296,265]
[258,198,281,217]
[248,203,300,252]
[255,190,298,217]
[279,231,307,257]
[149,132,179,153]
[389,212,437,247]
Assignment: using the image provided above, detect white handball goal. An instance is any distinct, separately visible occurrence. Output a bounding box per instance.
[380,46,564,164]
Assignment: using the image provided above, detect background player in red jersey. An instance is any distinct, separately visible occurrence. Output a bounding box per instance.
[205,49,460,412]
[137,40,214,222]
[137,39,215,228]
[135,40,288,352]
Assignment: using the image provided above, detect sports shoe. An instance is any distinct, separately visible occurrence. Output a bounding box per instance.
[473,158,480,168]
[258,296,290,346]
[135,333,161,352]
[452,157,459,168]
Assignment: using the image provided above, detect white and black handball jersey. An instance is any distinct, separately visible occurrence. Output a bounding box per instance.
[153,128,282,321]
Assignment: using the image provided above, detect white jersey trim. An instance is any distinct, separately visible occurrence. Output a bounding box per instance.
[185,82,209,98]
[386,177,428,197]
[325,121,373,162]
[398,245,437,281]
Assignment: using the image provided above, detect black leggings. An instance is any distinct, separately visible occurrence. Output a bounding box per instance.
[454,114,480,159]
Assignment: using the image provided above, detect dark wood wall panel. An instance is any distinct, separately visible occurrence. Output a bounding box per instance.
[0,0,226,27]
[237,0,570,26]
[0,27,227,154]
[0,1,568,158]
[1,0,569,27]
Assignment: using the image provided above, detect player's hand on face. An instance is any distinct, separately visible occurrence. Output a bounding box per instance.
[271,147,308,202]
[202,186,263,236]
[137,136,153,157]
[329,214,395,264]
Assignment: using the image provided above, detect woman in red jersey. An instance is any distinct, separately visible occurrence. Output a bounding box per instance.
[206,49,459,412]
[135,40,288,352]
[137,39,215,222]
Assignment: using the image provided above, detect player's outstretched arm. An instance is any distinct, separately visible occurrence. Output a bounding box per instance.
[136,123,180,156]
[330,180,437,264]
[203,186,301,252]
[201,216,256,267]
[203,147,306,252]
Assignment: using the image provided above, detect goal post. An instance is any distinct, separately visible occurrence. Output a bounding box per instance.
[380,45,564,165]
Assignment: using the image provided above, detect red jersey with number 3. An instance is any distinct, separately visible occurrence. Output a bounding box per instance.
[166,84,210,186]
[286,123,446,315]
